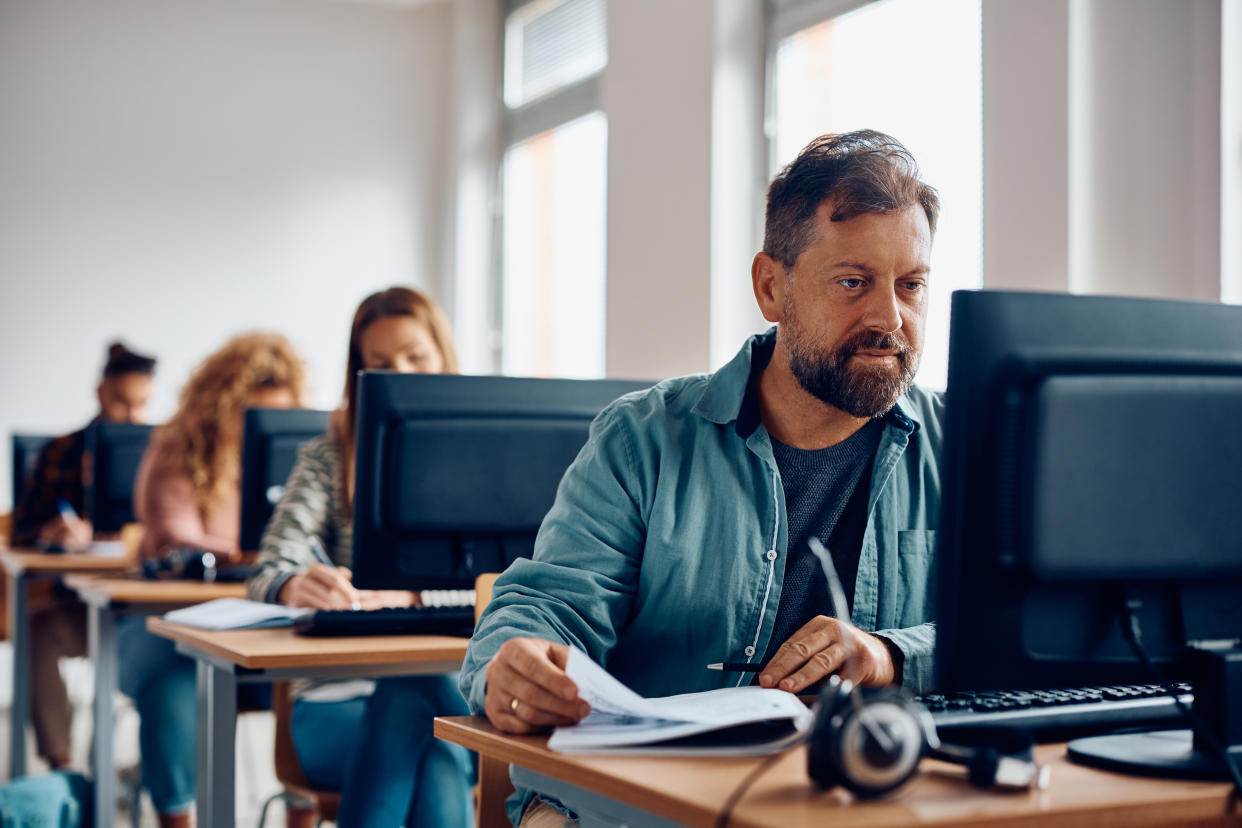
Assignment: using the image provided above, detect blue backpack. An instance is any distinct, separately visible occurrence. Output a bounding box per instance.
[0,771,92,828]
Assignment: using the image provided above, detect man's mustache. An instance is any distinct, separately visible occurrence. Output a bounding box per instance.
[837,331,912,363]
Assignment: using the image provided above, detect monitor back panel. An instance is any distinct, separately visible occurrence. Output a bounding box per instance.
[352,373,653,590]
[84,423,153,533]
[11,433,55,512]
[936,290,1242,692]
[239,408,332,551]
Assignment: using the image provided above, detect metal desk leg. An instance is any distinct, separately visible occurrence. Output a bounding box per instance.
[196,660,237,828]
[88,605,118,828]
[7,572,29,779]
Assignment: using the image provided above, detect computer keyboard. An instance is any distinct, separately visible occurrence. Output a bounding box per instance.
[294,590,477,637]
[919,683,1193,741]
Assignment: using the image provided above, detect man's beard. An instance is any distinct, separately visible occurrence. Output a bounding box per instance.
[783,305,919,419]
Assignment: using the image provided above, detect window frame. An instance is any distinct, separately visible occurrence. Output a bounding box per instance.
[495,0,608,375]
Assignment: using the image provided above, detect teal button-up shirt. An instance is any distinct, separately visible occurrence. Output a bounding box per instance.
[461,328,943,719]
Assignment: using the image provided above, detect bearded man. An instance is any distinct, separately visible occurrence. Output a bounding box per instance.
[460,130,944,826]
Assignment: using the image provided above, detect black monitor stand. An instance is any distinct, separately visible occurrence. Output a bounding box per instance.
[1068,646,1242,780]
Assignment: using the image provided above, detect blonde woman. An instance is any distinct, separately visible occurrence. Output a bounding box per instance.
[248,288,474,827]
[120,332,306,828]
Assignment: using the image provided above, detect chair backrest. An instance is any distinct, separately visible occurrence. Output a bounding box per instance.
[474,572,500,624]
[271,681,341,822]
[472,572,515,828]
[119,522,143,562]
[272,682,312,789]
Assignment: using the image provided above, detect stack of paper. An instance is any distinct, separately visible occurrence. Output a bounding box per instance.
[548,647,814,755]
[163,598,312,630]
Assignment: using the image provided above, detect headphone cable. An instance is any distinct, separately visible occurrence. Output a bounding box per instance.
[714,749,788,828]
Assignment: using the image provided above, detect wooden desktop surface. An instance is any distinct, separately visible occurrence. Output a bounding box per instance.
[435,716,1241,828]
[0,547,134,577]
[64,574,245,607]
[146,617,470,670]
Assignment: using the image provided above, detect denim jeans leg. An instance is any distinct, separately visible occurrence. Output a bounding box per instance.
[335,673,473,828]
[289,697,367,790]
[116,616,197,814]
[406,740,476,827]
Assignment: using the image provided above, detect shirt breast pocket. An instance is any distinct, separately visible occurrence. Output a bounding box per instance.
[896,529,937,627]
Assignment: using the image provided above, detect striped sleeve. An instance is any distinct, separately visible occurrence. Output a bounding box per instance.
[245,434,345,603]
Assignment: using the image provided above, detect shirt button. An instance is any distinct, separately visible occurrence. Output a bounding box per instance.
[766,549,777,561]
[744,646,756,657]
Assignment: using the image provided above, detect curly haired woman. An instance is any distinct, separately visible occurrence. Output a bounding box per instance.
[120,332,306,827]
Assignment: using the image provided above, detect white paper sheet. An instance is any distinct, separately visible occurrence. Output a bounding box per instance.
[548,646,813,754]
[162,598,312,630]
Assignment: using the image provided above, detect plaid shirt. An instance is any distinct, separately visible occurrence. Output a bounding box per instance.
[10,420,94,547]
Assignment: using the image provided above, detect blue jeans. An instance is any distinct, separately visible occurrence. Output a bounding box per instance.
[116,615,196,814]
[291,675,475,828]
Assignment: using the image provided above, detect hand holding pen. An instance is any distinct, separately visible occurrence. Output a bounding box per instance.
[38,498,93,552]
[278,536,364,610]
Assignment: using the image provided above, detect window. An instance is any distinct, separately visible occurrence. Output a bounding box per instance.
[768,0,983,389]
[500,0,608,377]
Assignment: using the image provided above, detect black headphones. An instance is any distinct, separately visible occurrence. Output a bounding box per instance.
[806,675,1046,797]
[802,540,1045,798]
[807,675,935,797]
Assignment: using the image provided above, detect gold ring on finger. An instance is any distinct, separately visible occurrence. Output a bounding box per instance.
[510,697,520,714]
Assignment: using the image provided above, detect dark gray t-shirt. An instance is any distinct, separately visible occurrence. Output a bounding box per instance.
[762,419,883,663]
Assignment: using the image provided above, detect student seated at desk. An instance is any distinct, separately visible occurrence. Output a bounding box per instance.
[247,287,474,828]
[462,131,945,827]
[120,332,305,828]
[12,341,155,771]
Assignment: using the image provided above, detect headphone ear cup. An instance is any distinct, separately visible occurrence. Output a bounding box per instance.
[807,678,930,798]
[807,678,851,789]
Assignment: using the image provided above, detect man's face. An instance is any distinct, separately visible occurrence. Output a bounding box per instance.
[97,372,153,424]
[778,202,931,418]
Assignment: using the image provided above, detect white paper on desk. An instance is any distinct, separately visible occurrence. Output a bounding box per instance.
[163,598,312,630]
[87,540,126,558]
[548,646,813,755]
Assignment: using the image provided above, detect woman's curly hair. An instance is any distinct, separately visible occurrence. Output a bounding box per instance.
[153,332,307,510]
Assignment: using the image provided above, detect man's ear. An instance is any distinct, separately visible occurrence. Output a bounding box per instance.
[752,252,786,324]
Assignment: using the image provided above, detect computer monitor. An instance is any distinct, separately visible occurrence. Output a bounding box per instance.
[83,422,153,534]
[239,408,332,552]
[350,373,652,591]
[11,433,55,510]
[936,289,1242,780]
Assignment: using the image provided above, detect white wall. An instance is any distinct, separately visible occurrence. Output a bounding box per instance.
[603,0,716,380]
[984,0,1226,300]
[602,0,769,381]
[0,0,453,509]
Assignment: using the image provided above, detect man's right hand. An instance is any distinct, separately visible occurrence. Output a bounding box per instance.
[278,563,362,610]
[484,638,590,734]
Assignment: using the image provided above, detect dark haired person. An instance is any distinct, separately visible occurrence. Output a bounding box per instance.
[461,130,944,825]
[12,341,155,770]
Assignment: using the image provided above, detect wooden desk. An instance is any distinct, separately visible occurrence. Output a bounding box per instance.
[0,547,132,779]
[147,618,469,828]
[435,716,1241,828]
[64,575,245,828]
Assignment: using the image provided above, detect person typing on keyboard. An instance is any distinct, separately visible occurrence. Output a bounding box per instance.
[461,131,946,827]
[246,287,475,828]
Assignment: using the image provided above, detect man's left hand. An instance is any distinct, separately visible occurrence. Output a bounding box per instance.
[758,616,895,693]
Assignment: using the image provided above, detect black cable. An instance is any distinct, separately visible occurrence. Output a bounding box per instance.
[1117,599,1242,803]
[714,749,787,828]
